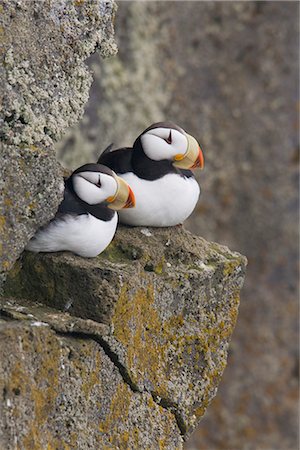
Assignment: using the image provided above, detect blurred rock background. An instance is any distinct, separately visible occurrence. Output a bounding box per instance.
[56,2,299,450]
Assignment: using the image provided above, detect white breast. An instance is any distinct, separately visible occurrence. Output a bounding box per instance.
[117,172,200,226]
[26,213,118,257]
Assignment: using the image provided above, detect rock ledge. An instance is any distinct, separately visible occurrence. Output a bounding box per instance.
[1,225,247,448]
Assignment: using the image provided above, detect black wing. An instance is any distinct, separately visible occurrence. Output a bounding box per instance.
[179,169,194,179]
[101,143,114,155]
[97,147,133,174]
[55,183,88,218]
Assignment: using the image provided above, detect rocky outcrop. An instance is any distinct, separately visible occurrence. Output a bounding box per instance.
[56,3,299,449]
[0,0,117,277]
[0,2,249,447]
[0,303,182,449]
[1,226,247,448]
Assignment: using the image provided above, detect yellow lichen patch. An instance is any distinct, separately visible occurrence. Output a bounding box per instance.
[28,201,36,210]
[47,439,72,450]
[7,360,27,421]
[132,427,140,448]
[147,395,156,408]
[1,260,11,271]
[2,327,66,449]
[155,256,165,275]
[112,279,240,423]
[27,145,39,152]
[112,285,168,396]
[4,197,12,207]
[99,382,132,448]
[23,430,71,450]
[0,216,6,231]
[116,284,224,390]
[80,345,102,399]
[159,438,167,450]
[223,260,240,277]
[31,260,55,299]
[21,329,61,447]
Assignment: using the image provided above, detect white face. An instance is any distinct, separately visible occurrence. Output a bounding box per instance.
[72,171,118,205]
[140,128,188,161]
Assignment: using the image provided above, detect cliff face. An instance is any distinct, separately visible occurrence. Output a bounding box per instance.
[1,226,247,448]
[55,3,299,449]
[0,0,117,277]
[0,1,248,448]
[0,305,182,449]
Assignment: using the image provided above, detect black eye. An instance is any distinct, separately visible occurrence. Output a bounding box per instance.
[96,175,101,188]
[165,130,172,144]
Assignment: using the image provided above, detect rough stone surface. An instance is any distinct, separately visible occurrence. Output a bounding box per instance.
[0,142,63,276]
[0,0,117,276]
[56,1,176,168]
[0,0,117,147]
[0,308,182,449]
[2,225,247,442]
[57,2,299,448]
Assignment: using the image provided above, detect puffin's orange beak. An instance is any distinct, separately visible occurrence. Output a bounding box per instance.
[191,146,204,169]
[123,186,135,209]
[107,176,135,210]
[173,133,204,170]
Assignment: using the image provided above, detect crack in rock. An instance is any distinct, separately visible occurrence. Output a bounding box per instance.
[0,303,186,436]
[54,329,186,436]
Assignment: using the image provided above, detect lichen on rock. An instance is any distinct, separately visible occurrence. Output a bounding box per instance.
[0,312,182,449]
[0,2,248,447]
[56,1,177,168]
[3,225,247,442]
[0,0,117,148]
[0,0,117,277]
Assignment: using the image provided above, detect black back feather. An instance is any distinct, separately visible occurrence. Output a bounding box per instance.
[98,147,133,174]
[96,122,195,180]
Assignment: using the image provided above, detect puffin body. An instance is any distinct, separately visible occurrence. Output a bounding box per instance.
[98,122,204,227]
[26,164,135,257]
[116,172,199,227]
[26,204,119,258]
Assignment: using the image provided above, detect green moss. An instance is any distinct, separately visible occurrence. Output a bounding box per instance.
[154,256,165,275]
[144,256,165,275]
[99,241,142,263]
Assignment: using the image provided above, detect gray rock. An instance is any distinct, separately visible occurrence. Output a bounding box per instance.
[0,0,117,147]
[3,225,247,439]
[0,0,117,275]
[0,142,63,275]
[56,3,298,448]
[0,312,182,449]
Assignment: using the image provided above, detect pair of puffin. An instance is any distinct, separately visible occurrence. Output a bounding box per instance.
[26,122,204,257]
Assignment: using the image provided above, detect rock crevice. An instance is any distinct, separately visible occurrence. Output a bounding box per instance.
[1,226,247,447]
[0,296,188,437]
[0,2,248,448]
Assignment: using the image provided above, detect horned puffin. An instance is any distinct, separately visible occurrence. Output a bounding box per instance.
[26,164,135,257]
[97,122,204,227]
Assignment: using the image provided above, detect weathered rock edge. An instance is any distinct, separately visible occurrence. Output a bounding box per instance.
[0,303,183,449]
[0,0,117,276]
[2,225,247,444]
